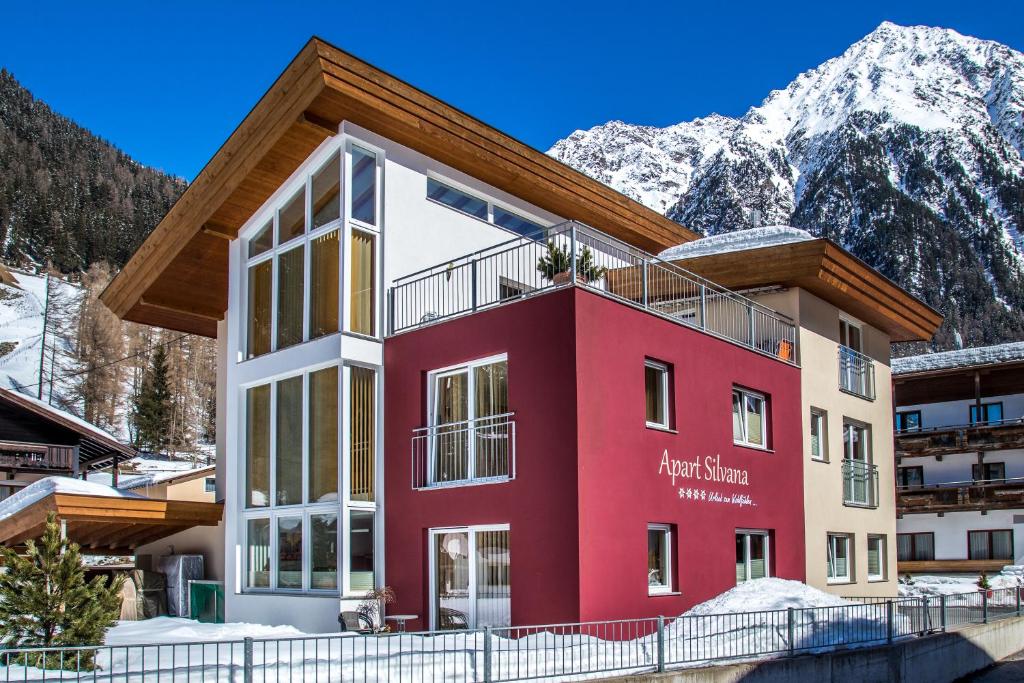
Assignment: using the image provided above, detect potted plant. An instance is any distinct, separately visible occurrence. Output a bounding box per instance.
[977,571,993,598]
[536,240,607,284]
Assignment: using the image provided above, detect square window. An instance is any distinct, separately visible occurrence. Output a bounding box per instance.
[867,535,886,581]
[204,477,216,493]
[735,531,770,583]
[897,532,934,562]
[645,360,670,429]
[648,524,673,594]
[732,388,767,448]
[827,533,852,583]
[968,530,1014,560]
[895,410,921,432]
[810,409,827,461]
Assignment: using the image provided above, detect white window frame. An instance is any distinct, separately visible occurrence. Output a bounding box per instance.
[645,360,670,430]
[736,529,771,583]
[839,316,863,352]
[842,420,871,463]
[827,533,853,584]
[428,524,510,630]
[426,353,510,486]
[732,387,767,449]
[867,534,886,582]
[425,173,550,238]
[810,408,827,461]
[647,524,673,595]
[343,140,384,341]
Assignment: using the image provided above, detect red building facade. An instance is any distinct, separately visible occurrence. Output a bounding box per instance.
[384,287,805,631]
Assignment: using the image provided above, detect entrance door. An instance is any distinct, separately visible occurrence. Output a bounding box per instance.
[431,526,511,629]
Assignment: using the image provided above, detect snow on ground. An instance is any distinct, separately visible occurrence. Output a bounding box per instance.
[683,577,849,614]
[106,617,307,645]
[659,226,814,261]
[0,476,142,522]
[892,341,1024,375]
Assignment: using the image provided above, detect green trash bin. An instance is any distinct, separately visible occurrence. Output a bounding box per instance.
[188,580,225,623]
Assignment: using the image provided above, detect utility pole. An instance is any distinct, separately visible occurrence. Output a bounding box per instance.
[37,272,50,400]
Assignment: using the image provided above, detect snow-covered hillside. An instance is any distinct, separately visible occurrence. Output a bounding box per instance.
[550,22,1024,350]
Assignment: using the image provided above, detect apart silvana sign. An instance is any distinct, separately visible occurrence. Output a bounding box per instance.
[658,450,755,508]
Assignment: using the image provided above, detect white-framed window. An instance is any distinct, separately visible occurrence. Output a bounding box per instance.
[427,354,511,485]
[429,525,511,630]
[426,176,546,238]
[867,535,886,582]
[842,420,870,462]
[735,530,770,583]
[645,360,671,429]
[204,477,216,493]
[732,388,767,448]
[810,408,827,461]
[344,142,383,338]
[827,533,852,584]
[648,524,673,595]
[242,362,379,595]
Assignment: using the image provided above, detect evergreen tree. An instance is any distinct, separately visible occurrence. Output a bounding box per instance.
[0,513,124,668]
[132,343,172,452]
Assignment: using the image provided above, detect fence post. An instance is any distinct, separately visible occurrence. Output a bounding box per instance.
[787,607,795,657]
[983,590,989,624]
[483,626,493,683]
[921,596,930,635]
[940,594,947,632]
[243,637,253,683]
[886,600,894,644]
[657,616,665,672]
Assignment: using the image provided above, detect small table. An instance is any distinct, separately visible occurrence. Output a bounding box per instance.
[384,614,418,632]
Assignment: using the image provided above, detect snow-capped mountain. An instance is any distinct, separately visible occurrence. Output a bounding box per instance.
[550,22,1024,350]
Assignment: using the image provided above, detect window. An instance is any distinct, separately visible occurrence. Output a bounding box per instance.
[276,246,305,350]
[732,388,767,448]
[246,259,272,358]
[204,477,216,493]
[245,385,271,508]
[312,152,341,229]
[310,230,340,339]
[429,356,510,485]
[810,409,827,461]
[897,532,935,561]
[311,513,338,590]
[972,462,1006,483]
[309,367,339,504]
[895,410,922,432]
[867,535,886,581]
[350,146,377,226]
[431,526,511,629]
[735,531,770,583]
[350,510,375,592]
[498,277,531,301]
[839,318,862,352]
[968,530,1014,560]
[827,533,852,583]
[350,230,376,336]
[970,402,1004,425]
[427,177,548,238]
[645,360,670,429]
[897,466,924,488]
[350,366,376,502]
[277,517,303,589]
[275,376,303,506]
[246,518,270,588]
[648,525,673,595]
[843,421,870,462]
[493,207,543,237]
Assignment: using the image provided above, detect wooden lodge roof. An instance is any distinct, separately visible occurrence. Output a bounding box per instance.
[100,37,698,337]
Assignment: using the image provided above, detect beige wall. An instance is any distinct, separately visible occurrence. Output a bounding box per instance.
[132,471,216,502]
[753,288,897,597]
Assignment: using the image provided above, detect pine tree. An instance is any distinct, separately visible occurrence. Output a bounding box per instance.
[0,513,124,668]
[132,343,172,453]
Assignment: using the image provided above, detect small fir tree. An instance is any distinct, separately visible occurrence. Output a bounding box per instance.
[977,571,992,591]
[132,343,172,452]
[0,513,124,668]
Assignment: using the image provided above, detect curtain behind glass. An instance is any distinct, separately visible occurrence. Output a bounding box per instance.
[474,361,509,478]
[476,530,511,628]
[434,373,468,482]
[969,531,989,560]
[247,261,272,358]
[310,230,339,339]
[915,534,934,561]
[350,231,375,335]
[277,246,305,350]
[309,367,339,503]
[992,531,1013,559]
[749,534,767,579]
[246,385,270,508]
[350,367,376,501]
[897,534,912,562]
[867,538,881,577]
[275,376,303,506]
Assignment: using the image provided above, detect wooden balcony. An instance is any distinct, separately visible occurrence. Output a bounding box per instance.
[898,478,1024,514]
[895,419,1024,458]
[0,442,76,472]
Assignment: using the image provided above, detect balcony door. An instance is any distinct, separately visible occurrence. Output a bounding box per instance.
[431,526,511,630]
[430,356,509,485]
[839,319,869,396]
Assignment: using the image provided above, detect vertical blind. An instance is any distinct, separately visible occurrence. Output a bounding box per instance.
[247,261,272,358]
[245,385,270,508]
[350,231,375,335]
[310,230,340,339]
[476,530,511,628]
[276,246,305,349]
[309,367,339,503]
[350,366,376,501]
[275,376,303,506]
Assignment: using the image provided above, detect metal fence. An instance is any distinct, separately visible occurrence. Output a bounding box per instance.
[2,589,1021,681]
[838,346,875,399]
[842,459,879,508]
[389,222,798,366]
[412,413,516,489]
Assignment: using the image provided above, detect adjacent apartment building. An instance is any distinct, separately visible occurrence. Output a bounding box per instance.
[100,39,938,632]
[894,343,1024,573]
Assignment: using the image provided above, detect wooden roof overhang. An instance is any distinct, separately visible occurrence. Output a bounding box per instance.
[0,493,223,555]
[893,360,1024,405]
[667,239,943,342]
[100,37,697,337]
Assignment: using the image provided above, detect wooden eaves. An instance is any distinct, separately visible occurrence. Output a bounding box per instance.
[100,37,698,337]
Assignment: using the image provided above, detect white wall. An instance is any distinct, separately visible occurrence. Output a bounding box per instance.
[897,511,1024,564]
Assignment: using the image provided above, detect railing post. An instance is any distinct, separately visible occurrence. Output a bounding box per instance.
[243,637,253,683]
[699,284,707,330]
[656,615,665,672]
[787,607,795,656]
[569,223,578,283]
[940,594,947,632]
[1017,586,1021,616]
[641,259,649,309]
[483,626,493,683]
[921,597,929,635]
[471,260,478,312]
[983,590,989,624]
[886,600,894,643]
[387,287,395,336]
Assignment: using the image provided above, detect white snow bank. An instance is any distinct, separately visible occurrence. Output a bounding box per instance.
[683,578,851,616]
[659,226,815,261]
[106,617,307,645]
[0,476,142,522]
[892,341,1024,375]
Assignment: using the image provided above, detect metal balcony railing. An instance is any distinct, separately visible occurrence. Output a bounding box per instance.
[389,222,798,365]
[838,346,875,399]
[843,459,879,508]
[412,413,515,489]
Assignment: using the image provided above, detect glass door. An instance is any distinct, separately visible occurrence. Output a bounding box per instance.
[432,527,511,629]
[433,371,469,483]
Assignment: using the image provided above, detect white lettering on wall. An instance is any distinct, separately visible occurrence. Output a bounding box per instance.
[658,450,756,508]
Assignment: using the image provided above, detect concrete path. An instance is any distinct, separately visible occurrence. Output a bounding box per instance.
[962,649,1024,682]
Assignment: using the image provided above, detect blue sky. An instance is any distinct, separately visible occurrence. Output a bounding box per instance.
[2,0,1022,180]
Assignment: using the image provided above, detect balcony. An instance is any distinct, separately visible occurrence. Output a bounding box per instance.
[838,346,875,400]
[389,222,798,365]
[898,478,1024,514]
[412,413,516,489]
[842,459,879,508]
[0,443,76,472]
[895,418,1024,458]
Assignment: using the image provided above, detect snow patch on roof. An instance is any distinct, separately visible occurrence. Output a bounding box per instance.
[0,476,143,523]
[659,226,815,261]
[3,388,123,445]
[892,341,1024,375]
[682,577,851,616]
[118,464,215,491]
